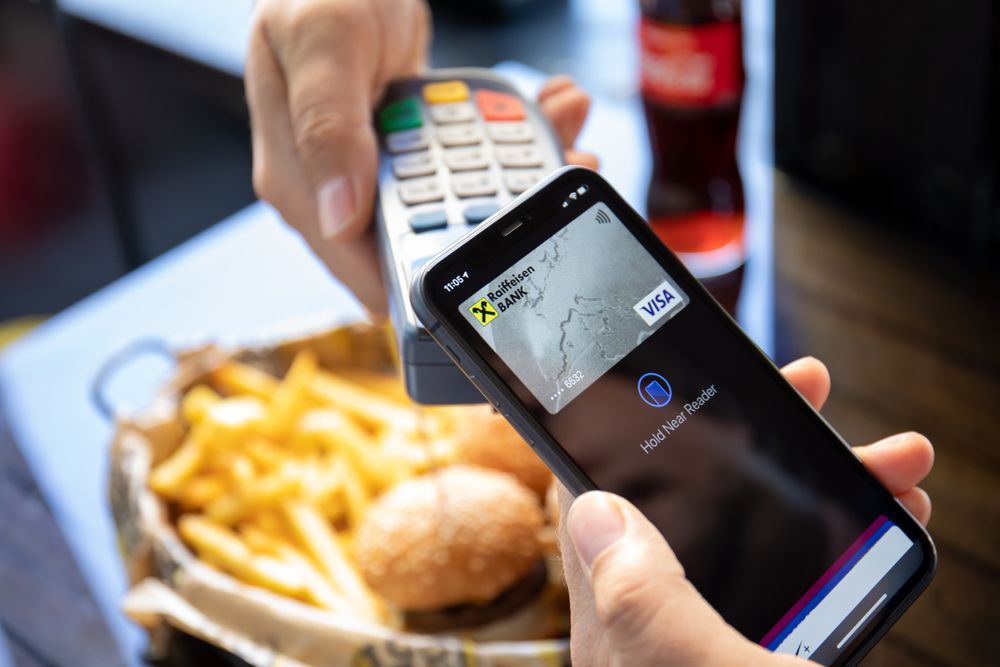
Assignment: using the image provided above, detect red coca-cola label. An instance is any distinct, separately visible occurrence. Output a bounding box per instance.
[639,18,742,107]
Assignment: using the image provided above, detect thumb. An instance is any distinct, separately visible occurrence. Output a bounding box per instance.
[309,115,378,243]
[270,0,429,243]
[287,61,379,243]
[566,492,778,664]
[270,4,384,242]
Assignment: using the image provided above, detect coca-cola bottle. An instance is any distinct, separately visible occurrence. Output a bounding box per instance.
[639,0,745,313]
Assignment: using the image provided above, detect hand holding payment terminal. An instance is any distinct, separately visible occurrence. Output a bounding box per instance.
[373,69,563,404]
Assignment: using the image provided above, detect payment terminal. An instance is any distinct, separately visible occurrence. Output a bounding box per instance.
[374,69,564,404]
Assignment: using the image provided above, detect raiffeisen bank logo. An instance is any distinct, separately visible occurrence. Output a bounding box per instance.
[470,266,536,326]
[469,297,499,326]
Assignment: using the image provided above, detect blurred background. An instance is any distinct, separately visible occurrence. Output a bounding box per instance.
[0,0,997,665]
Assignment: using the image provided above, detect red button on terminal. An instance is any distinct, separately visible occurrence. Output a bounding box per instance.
[475,89,526,121]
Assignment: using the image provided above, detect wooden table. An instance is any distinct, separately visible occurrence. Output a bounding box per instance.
[0,406,122,666]
[774,175,1000,666]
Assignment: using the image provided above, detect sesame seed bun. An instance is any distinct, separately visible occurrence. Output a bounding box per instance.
[452,407,553,497]
[355,465,545,612]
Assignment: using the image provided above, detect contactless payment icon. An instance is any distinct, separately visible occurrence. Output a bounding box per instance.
[469,298,499,326]
[638,372,672,407]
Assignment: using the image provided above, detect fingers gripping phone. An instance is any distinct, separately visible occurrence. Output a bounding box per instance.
[411,167,935,666]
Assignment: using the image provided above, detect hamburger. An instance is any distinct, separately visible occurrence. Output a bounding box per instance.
[451,407,553,498]
[355,464,565,638]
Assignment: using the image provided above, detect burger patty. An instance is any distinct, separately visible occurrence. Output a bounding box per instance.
[404,560,549,633]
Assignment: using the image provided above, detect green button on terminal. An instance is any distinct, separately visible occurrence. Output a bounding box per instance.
[379,96,423,133]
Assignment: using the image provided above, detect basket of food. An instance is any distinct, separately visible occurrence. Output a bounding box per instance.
[106,321,569,666]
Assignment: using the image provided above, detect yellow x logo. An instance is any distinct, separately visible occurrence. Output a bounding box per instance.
[469,298,499,326]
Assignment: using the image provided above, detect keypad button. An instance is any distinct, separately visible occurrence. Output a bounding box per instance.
[444,146,490,172]
[378,96,422,133]
[428,102,476,124]
[486,121,534,143]
[451,171,497,198]
[503,169,545,194]
[392,151,436,179]
[423,80,470,104]
[496,145,543,168]
[409,208,448,232]
[398,177,444,205]
[464,202,501,225]
[386,128,429,154]
[437,123,483,147]
[475,89,526,121]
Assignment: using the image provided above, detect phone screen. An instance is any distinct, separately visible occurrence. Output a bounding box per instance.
[421,172,933,664]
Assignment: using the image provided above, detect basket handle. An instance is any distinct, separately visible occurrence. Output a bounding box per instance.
[91,338,175,422]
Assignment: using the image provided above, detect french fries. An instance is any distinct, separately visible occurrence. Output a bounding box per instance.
[207,361,279,400]
[180,384,220,425]
[147,348,471,624]
[307,371,430,435]
[177,474,228,510]
[178,515,305,598]
[149,437,204,497]
[263,349,318,438]
[283,501,381,621]
[239,525,354,614]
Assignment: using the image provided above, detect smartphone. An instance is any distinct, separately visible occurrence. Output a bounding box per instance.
[411,167,936,665]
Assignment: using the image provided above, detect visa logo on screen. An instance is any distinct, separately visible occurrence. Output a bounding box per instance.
[633,278,686,326]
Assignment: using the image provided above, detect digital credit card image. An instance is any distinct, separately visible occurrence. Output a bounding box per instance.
[460,203,687,413]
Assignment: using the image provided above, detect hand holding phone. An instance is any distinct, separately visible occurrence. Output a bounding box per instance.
[412,167,936,665]
[558,366,933,667]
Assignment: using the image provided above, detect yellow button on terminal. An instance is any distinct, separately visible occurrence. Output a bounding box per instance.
[423,80,470,104]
